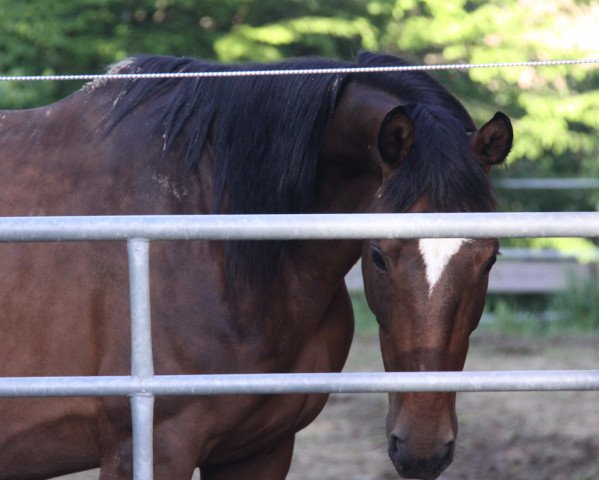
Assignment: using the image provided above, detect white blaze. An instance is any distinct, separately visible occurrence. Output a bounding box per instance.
[418,238,469,296]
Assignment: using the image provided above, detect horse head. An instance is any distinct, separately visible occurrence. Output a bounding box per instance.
[362,106,513,479]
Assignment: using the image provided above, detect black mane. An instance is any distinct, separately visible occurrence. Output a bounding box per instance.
[103,52,494,284]
[105,55,349,215]
[355,52,494,213]
[382,103,495,213]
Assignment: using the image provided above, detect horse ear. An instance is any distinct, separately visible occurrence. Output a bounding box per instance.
[469,112,513,173]
[378,106,415,170]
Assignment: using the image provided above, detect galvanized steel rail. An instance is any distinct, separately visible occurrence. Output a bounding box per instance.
[1,212,598,479]
[1,371,599,397]
[1,211,599,241]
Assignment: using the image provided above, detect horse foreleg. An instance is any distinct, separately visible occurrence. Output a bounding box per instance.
[200,435,295,480]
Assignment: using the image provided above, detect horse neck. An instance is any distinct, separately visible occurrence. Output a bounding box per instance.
[317,82,403,212]
[284,83,406,300]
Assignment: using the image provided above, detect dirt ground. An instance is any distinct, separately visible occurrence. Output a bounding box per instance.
[56,333,599,480]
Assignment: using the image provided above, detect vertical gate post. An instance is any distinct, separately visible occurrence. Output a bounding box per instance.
[128,238,155,480]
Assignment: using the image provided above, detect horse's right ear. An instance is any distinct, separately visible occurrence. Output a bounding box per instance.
[378,106,415,172]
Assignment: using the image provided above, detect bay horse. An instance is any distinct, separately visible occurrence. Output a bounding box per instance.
[0,52,512,479]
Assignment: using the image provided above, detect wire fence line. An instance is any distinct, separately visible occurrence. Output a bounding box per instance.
[0,58,597,82]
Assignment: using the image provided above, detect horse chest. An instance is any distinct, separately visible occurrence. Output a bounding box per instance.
[198,286,353,462]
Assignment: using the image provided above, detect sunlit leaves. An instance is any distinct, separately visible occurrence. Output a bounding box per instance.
[215,16,379,61]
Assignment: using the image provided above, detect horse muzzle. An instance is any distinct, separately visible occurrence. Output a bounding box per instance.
[388,432,455,479]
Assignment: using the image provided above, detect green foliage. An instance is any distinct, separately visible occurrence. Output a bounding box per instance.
[481,299,550,336]
[482,273,599,336]
[0,1,249,108]
[350,292,379,337]
[214,16,378,61]
[550,273,599,331]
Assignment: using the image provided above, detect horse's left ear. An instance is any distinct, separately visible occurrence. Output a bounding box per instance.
[378,106,416,172]
[469,112,513,173]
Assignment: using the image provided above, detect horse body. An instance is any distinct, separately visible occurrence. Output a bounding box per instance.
[0,52,512,479]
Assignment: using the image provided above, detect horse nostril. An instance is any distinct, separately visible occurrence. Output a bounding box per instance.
[441,439,456,469]
[387,433,405,462]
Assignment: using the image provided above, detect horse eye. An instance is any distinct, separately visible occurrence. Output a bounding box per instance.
[482,255,497,275]
[371,247,388,272]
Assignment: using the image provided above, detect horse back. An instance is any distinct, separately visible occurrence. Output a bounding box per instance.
[1,85,173,216]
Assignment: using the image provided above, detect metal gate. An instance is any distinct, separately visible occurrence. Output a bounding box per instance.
[1,212,599,479]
